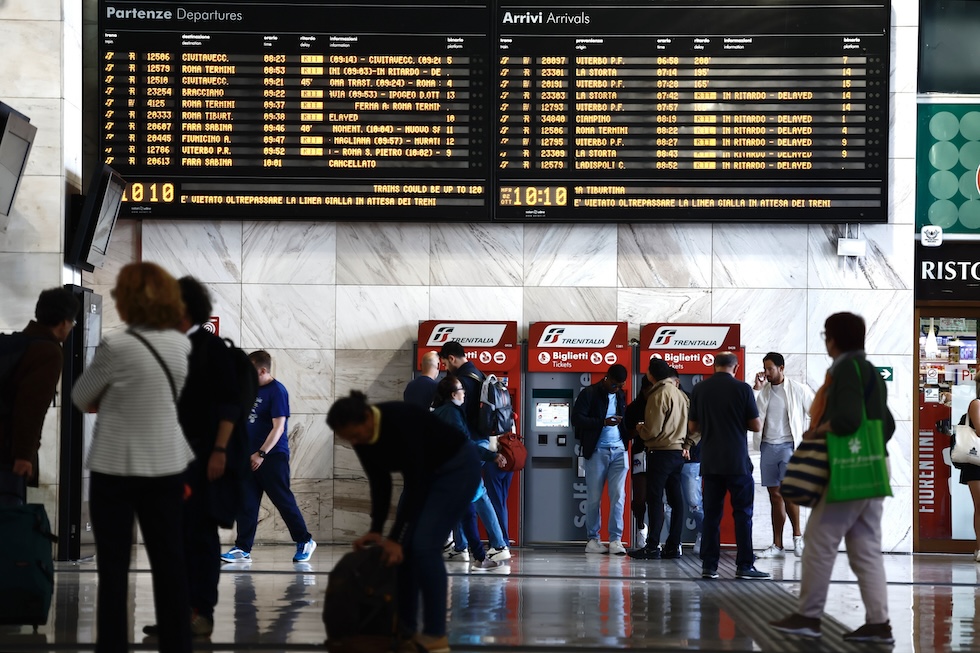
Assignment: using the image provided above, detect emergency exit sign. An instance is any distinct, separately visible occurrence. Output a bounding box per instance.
[877,367,893,381]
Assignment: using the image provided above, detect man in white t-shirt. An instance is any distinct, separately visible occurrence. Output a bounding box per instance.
[752,352,815,558]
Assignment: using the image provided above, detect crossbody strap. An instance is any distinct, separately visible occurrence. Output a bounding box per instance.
[127,329,177,403]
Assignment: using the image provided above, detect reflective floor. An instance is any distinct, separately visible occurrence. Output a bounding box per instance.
[2,544,979,652]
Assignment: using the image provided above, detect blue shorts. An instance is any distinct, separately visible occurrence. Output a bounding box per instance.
[760,441,795,487]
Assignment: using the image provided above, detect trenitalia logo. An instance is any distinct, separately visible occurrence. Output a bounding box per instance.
[424,323,507,347]
[650,326,732,349]
[536,324,617,347]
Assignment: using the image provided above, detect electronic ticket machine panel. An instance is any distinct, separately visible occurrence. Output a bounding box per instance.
[524,322,632,546]
[640,323,743,545]
[416,320,522,543]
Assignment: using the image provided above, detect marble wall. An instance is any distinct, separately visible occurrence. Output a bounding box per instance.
[0,2,918,552]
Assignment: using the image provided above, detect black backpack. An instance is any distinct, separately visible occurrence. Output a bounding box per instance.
[208,338,259,528]
[465,371,515,438]
[324,546,400,651]
[0,333,31,419]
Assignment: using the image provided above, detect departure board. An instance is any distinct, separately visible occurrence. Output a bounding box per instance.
[494,0,890,222]
[98,1,490,218]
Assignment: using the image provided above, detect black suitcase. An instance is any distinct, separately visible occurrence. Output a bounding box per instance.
[0,503,57,630]
[324,546,410,652]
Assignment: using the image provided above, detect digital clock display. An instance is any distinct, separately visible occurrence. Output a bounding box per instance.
[499,186,568,207]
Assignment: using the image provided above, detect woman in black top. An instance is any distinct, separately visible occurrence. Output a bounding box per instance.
[327,390,481,653]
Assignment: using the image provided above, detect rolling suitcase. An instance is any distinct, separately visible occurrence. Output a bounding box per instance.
[324,546,411,652]
[0,503,57,630]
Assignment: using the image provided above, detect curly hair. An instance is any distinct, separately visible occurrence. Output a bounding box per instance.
[112,262,185,329]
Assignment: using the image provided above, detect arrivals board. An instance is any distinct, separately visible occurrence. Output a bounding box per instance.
[96,0,890,222]
[99,1,490,218]
[494,0,890,221]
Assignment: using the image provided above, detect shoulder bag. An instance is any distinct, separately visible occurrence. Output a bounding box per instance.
[824,360,892,503]
[952,401,980,466]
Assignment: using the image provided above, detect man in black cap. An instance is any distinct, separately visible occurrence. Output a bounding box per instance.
[630,358,692,559]
[571,364,629,555]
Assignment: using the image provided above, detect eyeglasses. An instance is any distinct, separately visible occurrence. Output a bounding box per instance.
[820,330,828,341]
[453,386,464,392]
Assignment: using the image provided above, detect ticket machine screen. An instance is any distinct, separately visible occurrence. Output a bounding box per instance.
[535,401,570,428]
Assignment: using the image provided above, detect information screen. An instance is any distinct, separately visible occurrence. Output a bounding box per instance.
[495,0,890,221]
[96,0,890,222]
[99,1,490,218]
[536,401,570,428]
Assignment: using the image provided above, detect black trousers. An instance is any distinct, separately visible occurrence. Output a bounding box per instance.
[90,472,192,653]
[183,458,221,619]
[645,450,685,550]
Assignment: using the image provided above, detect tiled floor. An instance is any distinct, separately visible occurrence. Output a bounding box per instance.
[2,544,979,652]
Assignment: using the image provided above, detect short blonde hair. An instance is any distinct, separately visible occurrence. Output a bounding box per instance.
[113,262,185,329]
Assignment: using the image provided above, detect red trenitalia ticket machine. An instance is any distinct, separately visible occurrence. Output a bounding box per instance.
[415,320,522,545]
[524,322,633,546]
[639,323,744,546]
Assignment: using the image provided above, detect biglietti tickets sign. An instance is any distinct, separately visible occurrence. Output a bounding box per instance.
[527,322,628,372]
[640,323,742,375]
[416,321,519,371]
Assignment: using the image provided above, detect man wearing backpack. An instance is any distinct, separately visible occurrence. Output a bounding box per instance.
[143,276,255,637]
[0,288,79,506]
[439,340,513,560]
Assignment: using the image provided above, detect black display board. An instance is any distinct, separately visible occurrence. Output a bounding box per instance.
[97,0,890,222]
[99,0,490,218]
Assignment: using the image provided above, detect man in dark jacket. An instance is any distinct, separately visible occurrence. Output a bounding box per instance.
[144,277,250,637]
[572,364,629,555]
[0,287,78,505]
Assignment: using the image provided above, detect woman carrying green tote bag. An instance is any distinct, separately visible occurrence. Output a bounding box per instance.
[769,312,896,645]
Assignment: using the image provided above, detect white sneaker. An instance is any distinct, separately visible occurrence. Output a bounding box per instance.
[636,525,648,549]
[585,539,608,554]
[974,550,980,563]
[608,540,627,556]
[444,548,470,562]
[471,558,503,571]
[793,536,805,558]
[487,546,511,561]
[757,544,785,559]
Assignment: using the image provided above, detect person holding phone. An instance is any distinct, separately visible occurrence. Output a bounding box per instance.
[571,364,630,555]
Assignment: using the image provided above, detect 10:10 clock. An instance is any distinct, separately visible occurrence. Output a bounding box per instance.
[499,186,568,207]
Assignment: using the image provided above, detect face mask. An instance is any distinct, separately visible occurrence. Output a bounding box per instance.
[451,397,464,407]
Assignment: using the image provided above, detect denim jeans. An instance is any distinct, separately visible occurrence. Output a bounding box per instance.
[681,462,704,534]
[484,463,513,543]
[584,445,629,541]
[399,441,481,637]
[452,489,508,551]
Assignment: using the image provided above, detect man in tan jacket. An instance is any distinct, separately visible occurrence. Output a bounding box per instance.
[629,358,692,559]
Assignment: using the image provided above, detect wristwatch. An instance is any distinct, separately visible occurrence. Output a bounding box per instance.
[256,450,267,458]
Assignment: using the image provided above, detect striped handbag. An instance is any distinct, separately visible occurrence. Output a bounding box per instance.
[779,439,829,507]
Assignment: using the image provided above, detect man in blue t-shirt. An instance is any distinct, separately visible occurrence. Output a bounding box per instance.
[688,352,767,580]
[220,350,315,564]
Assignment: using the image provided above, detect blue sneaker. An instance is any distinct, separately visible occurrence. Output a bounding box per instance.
[220,546,250,563]
[293,539,316,563]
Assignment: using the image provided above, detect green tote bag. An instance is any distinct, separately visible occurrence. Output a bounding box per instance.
[825,360,892,504]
